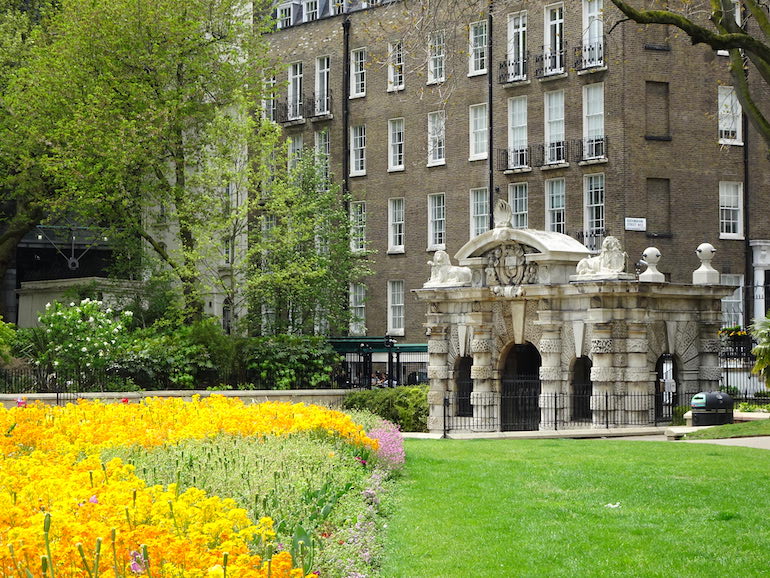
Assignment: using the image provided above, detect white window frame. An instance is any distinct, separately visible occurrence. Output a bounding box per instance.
[470,187,489,238]
[263,75,276,122]
[583,83,605,159]
[506,11,527,82]
[469,103,488,161]
[350,48,367,98]
[387,280,405,336]
[469,20,488,76]
[349,283,367,335]
[350,125,366,176]
[718,85,743,145]
[546,178,566,233]
[720,274,744,328]
[288,61,303,120]
[428,110,446,166]
[544,3,565,75]
[388,42,405,91]
[428,193,446,250]
[288,133,303,171]
[315,56,330,115]
[350,201,366,252]
[584,173,605,236]
[303,0,318,22]
[388,118,405,171]
[314,129,330,189]
[545,90,565,164]
[508,96,528,168]
[428,30,446,84]
[389,197,405,253]
[277,4,293,29]
[719,181,744,239]
[509,183,528,229]
[582,0,604,67]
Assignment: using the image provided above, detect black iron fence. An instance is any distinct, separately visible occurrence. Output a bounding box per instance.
[440,389,701,436]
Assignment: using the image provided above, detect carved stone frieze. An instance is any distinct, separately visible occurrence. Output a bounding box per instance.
[470,365,493,380]
[625,367,652,381]
[700,339,721,354]
[699,366,723,381]
[471,339,493,353]
[428,340,450,354]
[591,339,614,354]
[538,338,562,353]
[539,366,561,381]
[427,366,449,380]
[626,339,648,353]
[590,366,616,382]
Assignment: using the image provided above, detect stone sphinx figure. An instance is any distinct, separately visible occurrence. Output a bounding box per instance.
[424,250,472,288]
[575,236,628,277]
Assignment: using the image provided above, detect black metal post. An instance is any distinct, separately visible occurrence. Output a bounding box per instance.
[443,391,450,438]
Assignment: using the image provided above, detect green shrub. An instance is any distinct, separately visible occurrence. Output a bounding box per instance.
[0,316,15,366]
[240,335,341,389]
[671,405,690,426]
[342,385,428,432]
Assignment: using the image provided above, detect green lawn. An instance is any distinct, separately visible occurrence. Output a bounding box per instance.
[685,418,770,439]
[382,439,770,577]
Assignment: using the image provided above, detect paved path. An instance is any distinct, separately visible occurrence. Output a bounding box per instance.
[405,430,770,449]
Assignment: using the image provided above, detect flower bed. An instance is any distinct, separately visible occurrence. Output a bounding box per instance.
[0,396,401,577]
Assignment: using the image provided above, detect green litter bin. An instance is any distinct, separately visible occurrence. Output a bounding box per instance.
[691,391,734,426]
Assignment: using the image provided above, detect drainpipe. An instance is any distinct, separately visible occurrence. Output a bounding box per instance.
[743,112,751,326]
[342,17,351,206]
[487,1,495,230]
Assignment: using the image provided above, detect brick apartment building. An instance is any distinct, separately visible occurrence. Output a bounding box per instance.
[268,0,770,346]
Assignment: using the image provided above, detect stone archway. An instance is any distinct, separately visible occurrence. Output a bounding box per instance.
[500,343,541,431]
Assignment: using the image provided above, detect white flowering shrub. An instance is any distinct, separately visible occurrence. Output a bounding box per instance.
[34,299,132,374]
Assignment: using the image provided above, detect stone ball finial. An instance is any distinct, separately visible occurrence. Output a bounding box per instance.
[639,247,665,282]
[693,242,719,285]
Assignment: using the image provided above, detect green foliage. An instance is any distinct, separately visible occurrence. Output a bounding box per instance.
[0,314,14,365]
[247,150,371,336]
[671,405,689,426]
[241,335,341,390]
[21,299,130,374]
[342,386,429,433]
[754,389,770,399]
[112,317,234,389]
[750,316,770,384]
[7,0,278,320]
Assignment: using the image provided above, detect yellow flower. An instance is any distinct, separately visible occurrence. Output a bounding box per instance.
[208,564,225,577]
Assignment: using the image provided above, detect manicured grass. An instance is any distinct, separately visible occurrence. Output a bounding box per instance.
[382,439,770,577]
[685,419,770,439]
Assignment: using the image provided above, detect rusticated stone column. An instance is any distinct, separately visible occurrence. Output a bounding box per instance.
[538,327,563,430]
[470,328,498,432]
[589,325,616,428]
[426,326,450,434]
[699,323,723,393]
[624,323,653,424]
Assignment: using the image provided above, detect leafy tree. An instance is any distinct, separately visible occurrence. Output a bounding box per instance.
[751,315,770,383]
[0,0,61,320]
[609,0,770,155]
[0,314,13,365]
[247,148,371,336]
[7,0,276,320]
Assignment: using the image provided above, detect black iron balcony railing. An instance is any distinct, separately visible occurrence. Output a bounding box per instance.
[535,44,567,78]
[497,56,529,84]
[574,38,606,71]
[496,147,531,171]
[309,90,333,117]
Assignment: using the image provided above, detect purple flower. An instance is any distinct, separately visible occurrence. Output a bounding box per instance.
[89,495,99,504]
[129,551,146,573]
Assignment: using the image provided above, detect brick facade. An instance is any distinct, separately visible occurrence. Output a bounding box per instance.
[267,0,770,343]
